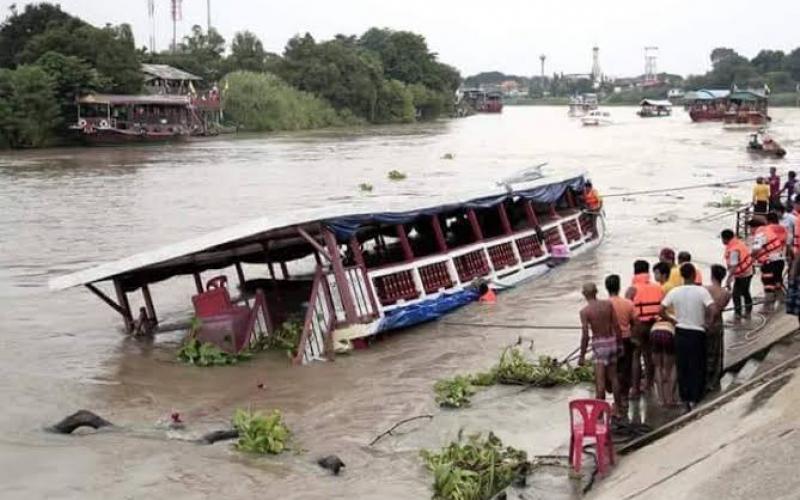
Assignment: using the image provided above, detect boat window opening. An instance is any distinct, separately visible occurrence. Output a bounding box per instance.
[79,103,108,119]
[507,198,533,231]
[474,206,504,239]
[443,211,477,249]
[407,219,441,258]
[359,227,407,269]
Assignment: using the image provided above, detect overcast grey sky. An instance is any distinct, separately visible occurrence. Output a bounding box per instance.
[5,1,799,77]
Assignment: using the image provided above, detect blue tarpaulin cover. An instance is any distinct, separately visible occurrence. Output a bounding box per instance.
[325,175,585,240]
[375,289,479,332]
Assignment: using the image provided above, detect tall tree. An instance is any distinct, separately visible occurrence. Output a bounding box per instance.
[0,3,76,67]
[751,50,785,74]
[35,51,104,124]
[0,65,60,147]
[228,31,267,73]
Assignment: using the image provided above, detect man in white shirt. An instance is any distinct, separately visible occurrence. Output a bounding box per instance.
[660,263,716,411]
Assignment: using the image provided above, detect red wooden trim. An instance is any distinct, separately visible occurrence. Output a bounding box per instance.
[395,224,414,261]
[431,215,448,252]
[566,190,576,208]
[349,236,366,269]
[549,203,557,217]
[298,227,331,262]
[113,279,133,334]
[313,251,322,266]
[323,229,358,323]
[141,284,157,324]
[467,209,484,240]
[193,272,203,293]
[525,200,539,226]
[497,203,512,235]
[359,266,380,319]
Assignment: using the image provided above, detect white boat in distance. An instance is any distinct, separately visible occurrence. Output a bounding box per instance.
[581,109,613,126]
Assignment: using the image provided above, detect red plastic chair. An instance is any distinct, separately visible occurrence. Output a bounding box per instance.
[569,399,615,476]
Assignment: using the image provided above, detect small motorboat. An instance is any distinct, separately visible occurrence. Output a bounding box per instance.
[747,131,786,158]
[581,109,612,126]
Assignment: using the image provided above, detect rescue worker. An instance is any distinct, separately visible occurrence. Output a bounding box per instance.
[625,260,665,399]
[583,180,602,238]
[721,229,754,321]
[660,248,682,293]
[752,212,787,312]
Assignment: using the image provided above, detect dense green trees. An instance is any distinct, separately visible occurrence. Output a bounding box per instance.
[687,47,800,92]
[0,65,60,147]
[0,3,461,147]
[222,71,346,131]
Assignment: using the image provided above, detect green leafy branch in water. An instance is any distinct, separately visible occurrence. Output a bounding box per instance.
[432,348,591,407]
[176,317,252,366]
[359,182,374,192]
[434,376,477,408]
[233,409,292,454]
[420,432,529,500]
[387,169,407,180]
[495,349,593,387]
[259,319,303,358]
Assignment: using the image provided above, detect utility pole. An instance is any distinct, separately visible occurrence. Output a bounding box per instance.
[207,0,211,32]
[171,0,182,53]
[147,0,155,53]
[539,54,546,79]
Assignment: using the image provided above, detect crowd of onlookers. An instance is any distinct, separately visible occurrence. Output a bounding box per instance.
[577,167,799,418]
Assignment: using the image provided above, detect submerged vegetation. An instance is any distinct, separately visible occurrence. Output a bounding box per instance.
[388,169,408,181]
[176,336,251,366]
[420,432,529,500]
[232,409,292,455]
[259,319,303,358]
[433,348,592,408]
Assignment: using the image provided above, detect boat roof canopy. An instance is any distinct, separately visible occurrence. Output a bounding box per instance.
[141,63,202,82]
[729,90,767,101]
[49,172,586,293]
[639,99,672,107]
[78,94,192,106]
[686,89,730,100]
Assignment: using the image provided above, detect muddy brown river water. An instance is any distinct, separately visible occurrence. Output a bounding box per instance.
[1,106,799,499]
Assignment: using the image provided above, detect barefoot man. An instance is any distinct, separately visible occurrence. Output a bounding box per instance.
[578,283,622,415]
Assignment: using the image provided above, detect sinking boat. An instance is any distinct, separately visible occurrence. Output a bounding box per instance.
[49,171,604,365]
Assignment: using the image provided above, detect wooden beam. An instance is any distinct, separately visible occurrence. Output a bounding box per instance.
[323,228,358,323]
[467,209,484,241]
[85,283,127,317]
[395,224,414,262]
[235,261,249,307]
[280,261,289,278]
[497,203,512,235]
[349,235,366,269]
[193,272,203,293]
[113,279,134,334]
[141,284,157,324]
[297,227,331,262]
[431,215,448,252]
[525,200,539,227]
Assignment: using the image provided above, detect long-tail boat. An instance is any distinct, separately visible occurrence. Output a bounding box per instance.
[49,170,604,365]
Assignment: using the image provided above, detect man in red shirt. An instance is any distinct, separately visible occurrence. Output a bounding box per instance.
[768,167,781,210]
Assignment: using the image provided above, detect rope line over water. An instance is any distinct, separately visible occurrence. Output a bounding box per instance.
[603,176,755,198]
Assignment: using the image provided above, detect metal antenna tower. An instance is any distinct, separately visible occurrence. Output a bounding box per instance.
[171,0,182,53]
[591,46,601,83]
[644,46,659,84]
[539,54,546,78]
[147,0,155,53]
[207,0,211,32]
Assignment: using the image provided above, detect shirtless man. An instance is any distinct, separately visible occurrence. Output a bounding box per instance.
[705,265,731,393]
[578,283,622,414]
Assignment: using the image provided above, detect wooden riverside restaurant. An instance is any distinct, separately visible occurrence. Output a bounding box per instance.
[50,172,603,366]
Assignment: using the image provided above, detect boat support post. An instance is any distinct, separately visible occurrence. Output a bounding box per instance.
[322,228,358,323]
[297,228,331,262]
[141,284,157,325]
[193,272,204,293]
[85,283,133,333]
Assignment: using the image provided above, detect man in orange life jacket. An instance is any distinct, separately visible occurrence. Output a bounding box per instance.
[721,229,754,321]
[625,260,665,398]
[583,180,602,237]
[752,213,787,312]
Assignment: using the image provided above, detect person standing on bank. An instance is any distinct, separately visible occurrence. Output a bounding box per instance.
[625,260,664,398]
[660,264,716,412]
[605,274,637,416]
[721,229,754,322]
[752,177,770,214]
[578,283,622,416]
[768,166,781,211]
[705,265,731,394]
